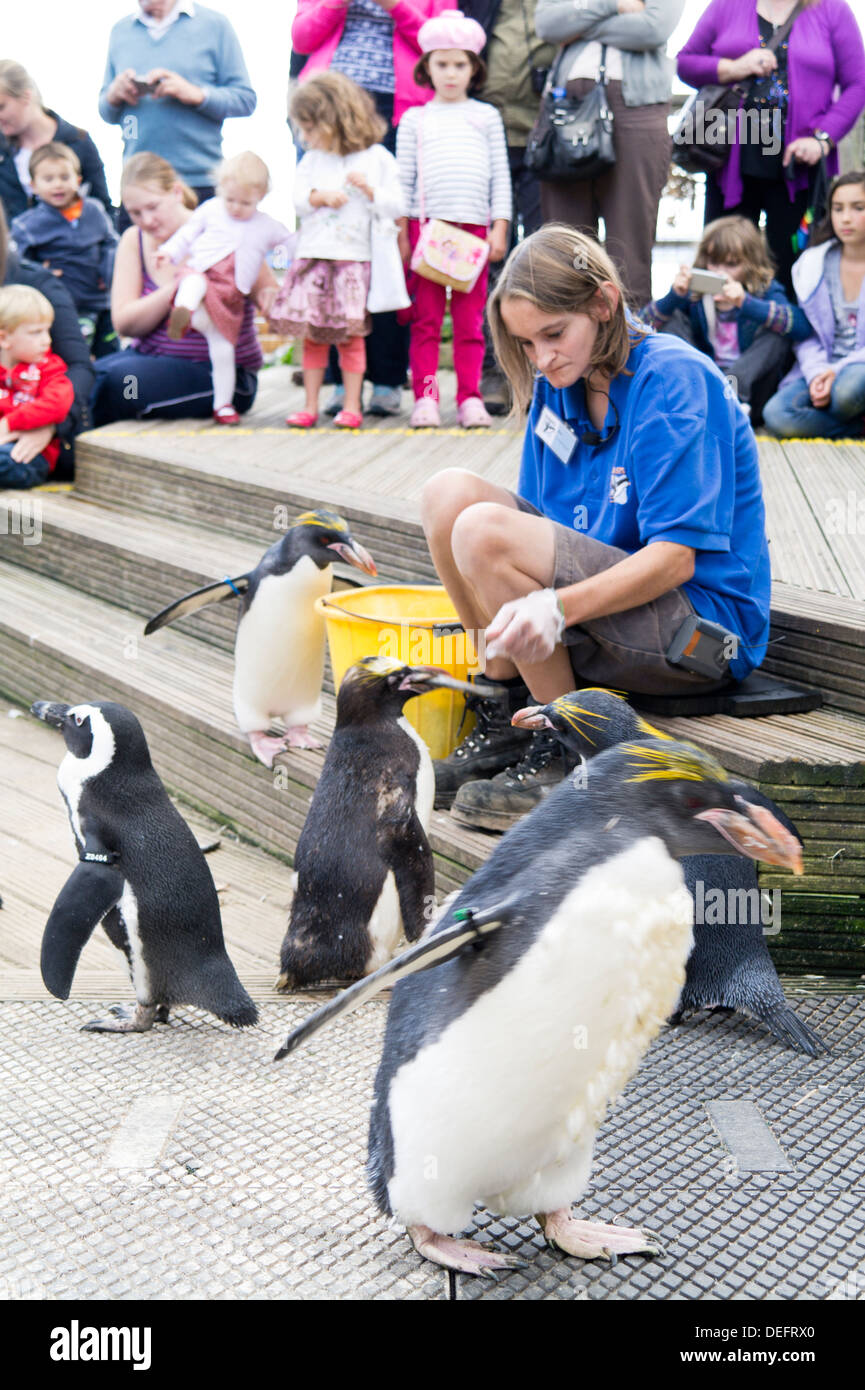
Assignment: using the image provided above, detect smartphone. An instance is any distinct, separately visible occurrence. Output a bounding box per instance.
[666,614,733,680]
[133,75,156,95]
[688,268,728,295]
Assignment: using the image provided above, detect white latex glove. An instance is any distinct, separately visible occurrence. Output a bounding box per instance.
[485,589,566,665]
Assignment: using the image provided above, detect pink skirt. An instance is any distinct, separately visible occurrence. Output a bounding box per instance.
[268,258,371,343]
[178,253,246,345]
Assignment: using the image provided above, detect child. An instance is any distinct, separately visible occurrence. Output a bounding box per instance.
[763,172,865,440]
[396,9,511,429]
[155,152,291,425]
[269,72,405,430]
[0,285,74,488]
[10,142,118,357]
[640,216,811,422]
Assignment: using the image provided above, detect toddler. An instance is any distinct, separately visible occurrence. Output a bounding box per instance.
[641,216,811,421]
[10,142,118,357]
[270,71,405,430]
[156,152,291,425]
[0,285,74,488]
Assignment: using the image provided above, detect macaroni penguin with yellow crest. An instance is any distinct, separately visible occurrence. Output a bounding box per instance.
[277,658,485,988]
[277,719,803,1275]
[144,510,377,766]
[512,688,823,1056]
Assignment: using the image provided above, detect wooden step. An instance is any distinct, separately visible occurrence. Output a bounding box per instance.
[765,582,865,716]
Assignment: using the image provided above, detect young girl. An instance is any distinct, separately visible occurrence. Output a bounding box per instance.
[640,216,811,421]
[763,171,865,439]
[396,9,511,429]
[156,152,291,425]
[269,71,405,430]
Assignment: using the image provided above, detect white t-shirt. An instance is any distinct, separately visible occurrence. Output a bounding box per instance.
[14,146,32,196]
[293,144,404,262]
[567,42,624,82]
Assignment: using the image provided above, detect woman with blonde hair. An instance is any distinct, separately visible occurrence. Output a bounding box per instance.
[0,59,112,221]
[425,224,771,832]
[91,153,277,425]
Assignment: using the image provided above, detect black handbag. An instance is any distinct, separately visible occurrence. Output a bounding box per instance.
[525,44,615,183]
[672,0,806,176]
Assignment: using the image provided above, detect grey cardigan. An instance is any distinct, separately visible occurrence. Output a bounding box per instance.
[535,0,684,106]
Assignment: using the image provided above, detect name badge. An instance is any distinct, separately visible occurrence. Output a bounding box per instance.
[535,406,577,464]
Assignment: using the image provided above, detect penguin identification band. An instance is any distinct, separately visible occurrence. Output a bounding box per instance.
[80,850,120,864]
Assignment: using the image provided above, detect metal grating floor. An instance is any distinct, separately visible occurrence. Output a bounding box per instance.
[1,994,863,1301]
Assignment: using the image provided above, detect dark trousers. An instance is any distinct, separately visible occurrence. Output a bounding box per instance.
[540,82,671,308]
[0,443,51,488]
[704,174,810,300]
[329,90,408,390]
[482,144,544,376]
[662,310,792,423]
[116,184,216,234]
[90,349,258,426]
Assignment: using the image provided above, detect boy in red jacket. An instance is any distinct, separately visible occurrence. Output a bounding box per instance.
[0,285,75,488]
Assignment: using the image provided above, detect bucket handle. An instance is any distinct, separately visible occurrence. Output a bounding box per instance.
[319,596,466,639]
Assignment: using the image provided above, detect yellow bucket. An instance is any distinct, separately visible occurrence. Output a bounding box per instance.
[317,585,479,759]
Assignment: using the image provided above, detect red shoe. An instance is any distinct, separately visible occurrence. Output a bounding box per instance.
[213,405,240,425]
[285,411,318,428]
[333,410,363,429]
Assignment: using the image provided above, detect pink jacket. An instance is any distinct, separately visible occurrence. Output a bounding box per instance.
[292,0,451,124]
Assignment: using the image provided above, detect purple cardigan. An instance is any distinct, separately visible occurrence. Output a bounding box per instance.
[677,0,865,207]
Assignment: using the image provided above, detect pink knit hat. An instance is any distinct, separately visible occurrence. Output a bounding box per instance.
[417,9,487,56]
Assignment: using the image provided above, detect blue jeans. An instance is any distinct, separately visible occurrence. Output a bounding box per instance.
[763,365,865,439]
[90,349,258,427]
[0,443,51,488]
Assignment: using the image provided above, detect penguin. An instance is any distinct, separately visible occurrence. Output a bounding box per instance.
[144,510,377,767]
[32,699,258,1033]
[275,736,803,1275]
[277,657,485,989]
[511,688,824,1056]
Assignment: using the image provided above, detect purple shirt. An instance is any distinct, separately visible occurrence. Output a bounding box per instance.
[677,0,865,207]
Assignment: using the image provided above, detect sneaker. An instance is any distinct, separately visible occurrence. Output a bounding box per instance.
[450,732,572,832]
[433,677,532,809]
[324,385,345,416]
[480,370,510,417]
[457,396,493,428]
[366,384,402,416]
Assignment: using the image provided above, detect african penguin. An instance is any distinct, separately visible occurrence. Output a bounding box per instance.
[513,688,824,1056]
[32,699,258,1033]
[277,657,482,989]
[276,736,803,1275]
[145,510,377,767]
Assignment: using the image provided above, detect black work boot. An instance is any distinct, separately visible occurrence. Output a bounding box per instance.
[433,676,533,809]
[450,731,573,833]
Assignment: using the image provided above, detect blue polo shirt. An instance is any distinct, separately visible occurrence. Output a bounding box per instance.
[517,328,771,680]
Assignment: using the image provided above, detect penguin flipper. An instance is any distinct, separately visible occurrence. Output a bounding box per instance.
[378,805,435,943]
[144,575,250,635]
[274,908,509,1060]
[41,861,125,1000]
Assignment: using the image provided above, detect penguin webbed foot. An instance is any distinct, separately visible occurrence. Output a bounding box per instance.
[409,1224,528,1277]
[81,1002,158,1034]
[538,1209,666,1261]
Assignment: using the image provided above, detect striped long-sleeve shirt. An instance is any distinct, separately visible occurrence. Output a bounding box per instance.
[396,98,512,227]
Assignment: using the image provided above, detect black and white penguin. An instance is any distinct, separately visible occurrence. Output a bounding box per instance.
[277,657,481,989]
[276,736,803,1274]
[32,699,258,1033]
[512,689,824,1056]
[145,510,377,767]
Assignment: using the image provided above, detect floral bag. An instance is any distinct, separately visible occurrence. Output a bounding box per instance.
[409,109,490,294]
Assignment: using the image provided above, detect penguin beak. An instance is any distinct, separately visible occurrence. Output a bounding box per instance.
[696,800,804,874]
[31,701,69,729]
[327,539,378,576]
[511,704,555,731]
[397,666,493,697]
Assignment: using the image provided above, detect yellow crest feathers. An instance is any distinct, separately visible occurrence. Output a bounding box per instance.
[294,509,349,533]
[621,740,729,785]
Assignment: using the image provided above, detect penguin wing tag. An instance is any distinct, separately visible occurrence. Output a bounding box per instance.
[274,910,508,1060]
[144,574,251,635]
[41,860,125,1000]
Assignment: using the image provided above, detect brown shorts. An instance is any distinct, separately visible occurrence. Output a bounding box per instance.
[513,495,729,695]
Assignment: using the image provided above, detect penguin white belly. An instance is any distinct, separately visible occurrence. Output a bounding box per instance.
[233,559,332,731]
[386,839,694,1234]
[117,882,150,1002]
[362,719,435,975]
